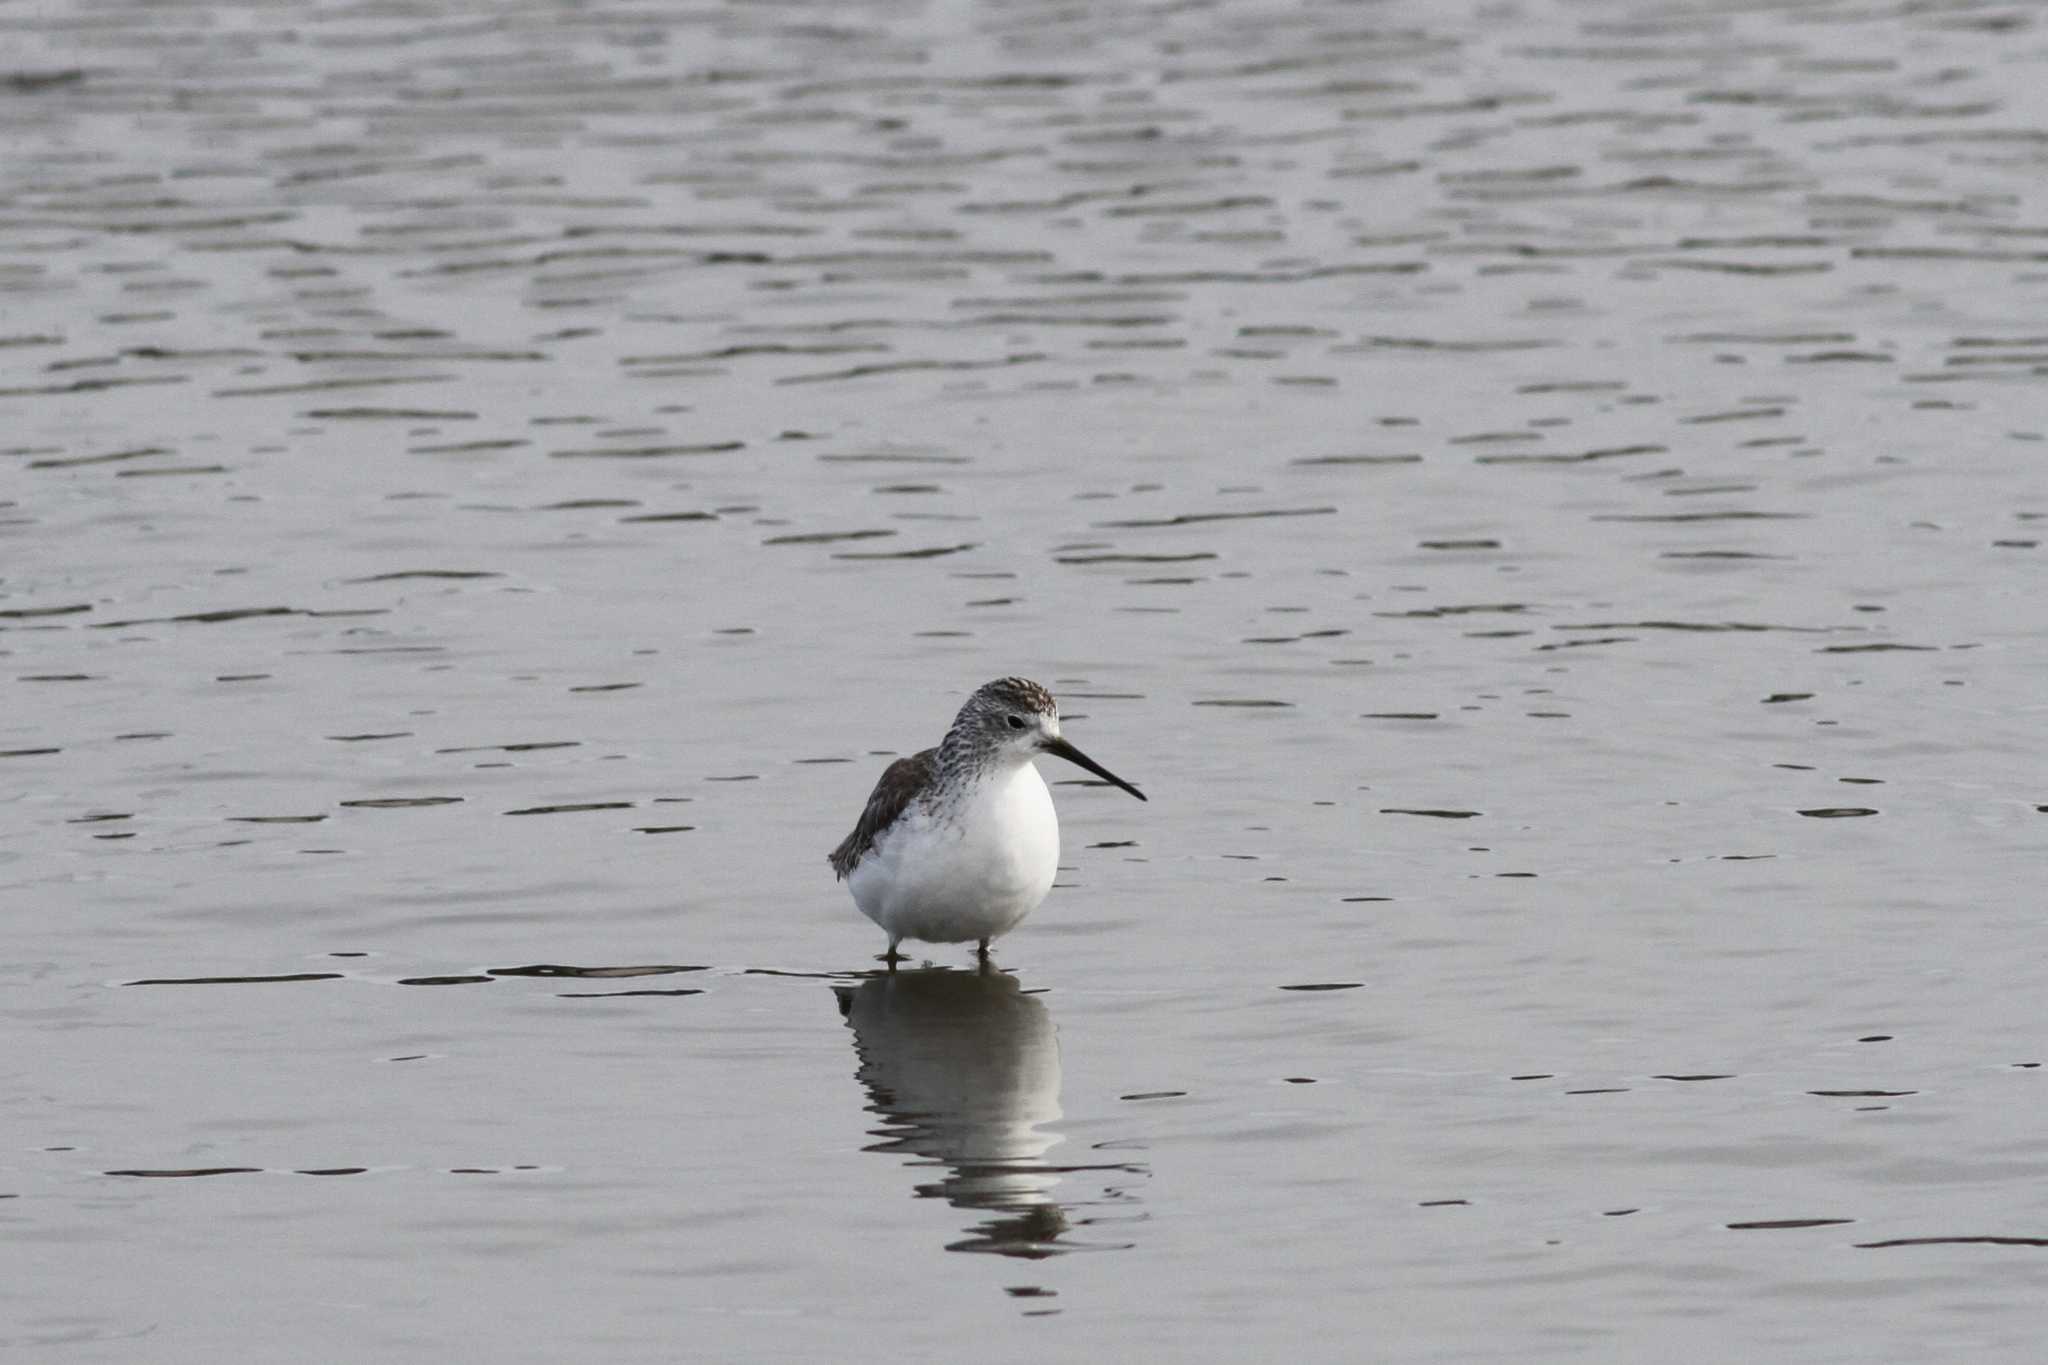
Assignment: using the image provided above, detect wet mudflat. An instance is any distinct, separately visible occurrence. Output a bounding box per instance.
[4,0,2047,1358]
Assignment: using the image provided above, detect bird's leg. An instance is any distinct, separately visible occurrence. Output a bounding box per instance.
[975,938,991,969]
[878,939,903,972]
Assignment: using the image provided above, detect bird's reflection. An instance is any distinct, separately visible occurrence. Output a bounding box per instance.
[835,968,1140,1258]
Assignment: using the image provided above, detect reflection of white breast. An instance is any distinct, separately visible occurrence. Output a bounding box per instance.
[842,971,1063,1209]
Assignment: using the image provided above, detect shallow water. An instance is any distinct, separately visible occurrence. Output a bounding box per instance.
[5,0,2047,1357]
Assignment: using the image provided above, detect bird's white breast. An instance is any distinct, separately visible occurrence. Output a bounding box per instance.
[848,759,1061,945]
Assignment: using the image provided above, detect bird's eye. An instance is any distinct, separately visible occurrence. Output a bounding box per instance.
[1006,714,1027,730]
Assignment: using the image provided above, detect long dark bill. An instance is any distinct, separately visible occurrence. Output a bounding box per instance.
[1042,736,1147,801]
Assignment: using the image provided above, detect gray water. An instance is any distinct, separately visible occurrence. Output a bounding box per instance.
[5,0,2047,1358]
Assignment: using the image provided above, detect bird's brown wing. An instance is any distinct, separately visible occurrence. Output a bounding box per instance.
[829,748,938,880]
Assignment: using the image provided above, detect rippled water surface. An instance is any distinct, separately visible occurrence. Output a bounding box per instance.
[5,0,2047,1357]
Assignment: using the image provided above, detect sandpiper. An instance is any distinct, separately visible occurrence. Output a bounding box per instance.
[829,677,1146,964]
